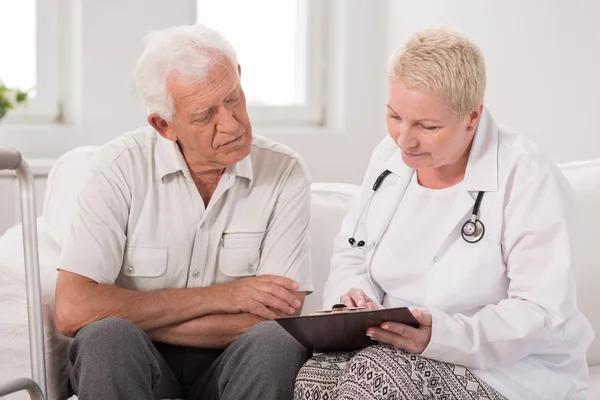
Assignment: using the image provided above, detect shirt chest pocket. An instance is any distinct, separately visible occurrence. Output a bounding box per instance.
[217,232,263,281]
[117,246,168,291]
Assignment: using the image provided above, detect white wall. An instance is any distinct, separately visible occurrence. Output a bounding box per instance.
[388,0,600,164]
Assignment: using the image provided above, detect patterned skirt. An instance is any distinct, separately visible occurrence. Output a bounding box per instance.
[293,344,507,400]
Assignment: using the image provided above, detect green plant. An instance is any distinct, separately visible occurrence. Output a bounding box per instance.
[0,81,29,120]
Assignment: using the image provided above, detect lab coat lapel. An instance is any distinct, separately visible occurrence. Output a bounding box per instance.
[431,109,500,258]
[369,152,413,247]
[431,186,477,256]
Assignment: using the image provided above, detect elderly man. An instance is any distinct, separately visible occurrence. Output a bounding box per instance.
[54,23,312,400]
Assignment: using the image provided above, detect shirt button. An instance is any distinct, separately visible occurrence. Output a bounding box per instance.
[433,256,439,263]
[192,270,200,278]
[126,266,135,274]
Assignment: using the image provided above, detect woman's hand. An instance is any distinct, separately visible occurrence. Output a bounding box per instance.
[339,288,379,310]
[367,309,432,353]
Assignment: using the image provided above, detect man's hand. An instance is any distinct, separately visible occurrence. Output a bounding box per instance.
[339,287,379,310]
[221,275,302,320]
[367,309,432,354]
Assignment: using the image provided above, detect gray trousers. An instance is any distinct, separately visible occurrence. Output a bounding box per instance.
[67,318,310,400]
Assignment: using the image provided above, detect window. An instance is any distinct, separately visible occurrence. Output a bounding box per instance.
[0,0,59,124]
[0,0,36,94]
[195,0,324,126]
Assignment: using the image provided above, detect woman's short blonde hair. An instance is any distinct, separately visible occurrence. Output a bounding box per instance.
[388,27,486,119]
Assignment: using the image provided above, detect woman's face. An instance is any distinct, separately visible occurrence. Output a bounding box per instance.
[386,81,478,171]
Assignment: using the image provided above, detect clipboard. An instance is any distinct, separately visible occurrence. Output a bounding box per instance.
[275,307,419,353]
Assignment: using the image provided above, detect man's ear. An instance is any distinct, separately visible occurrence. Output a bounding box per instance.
[148,113,176,141]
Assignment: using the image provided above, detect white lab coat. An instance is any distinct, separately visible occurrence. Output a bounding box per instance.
[323,109,594,399]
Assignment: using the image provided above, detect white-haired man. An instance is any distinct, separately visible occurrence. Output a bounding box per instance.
[54,23,312,400]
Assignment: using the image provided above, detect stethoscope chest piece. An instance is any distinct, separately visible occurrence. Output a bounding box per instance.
[461,218,485,243]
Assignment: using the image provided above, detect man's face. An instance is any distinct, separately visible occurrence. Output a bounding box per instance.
[156,54,252,170]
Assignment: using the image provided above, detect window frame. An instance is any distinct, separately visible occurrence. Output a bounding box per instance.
[194,0,326,127]
[2,0,60,125]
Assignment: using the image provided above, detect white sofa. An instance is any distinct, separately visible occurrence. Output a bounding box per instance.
[0,146,599,399]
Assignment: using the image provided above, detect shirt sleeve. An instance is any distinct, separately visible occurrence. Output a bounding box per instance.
[57,156,131,285]
[256,160,313,292]
[421,160,592,369]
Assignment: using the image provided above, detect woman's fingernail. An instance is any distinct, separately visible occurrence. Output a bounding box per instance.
[382,324,389,330]
[292,282,299,290]
[366,330,374,336]
[357,300,364,306]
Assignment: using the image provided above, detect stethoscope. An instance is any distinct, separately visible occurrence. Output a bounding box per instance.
[348,170,486,249]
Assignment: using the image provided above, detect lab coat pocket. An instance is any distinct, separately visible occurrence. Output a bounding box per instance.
[429,240,505,312]
[117,246,168,291]
[217,232,263,280]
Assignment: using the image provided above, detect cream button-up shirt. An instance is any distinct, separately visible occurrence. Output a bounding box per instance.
[58,126,313,293]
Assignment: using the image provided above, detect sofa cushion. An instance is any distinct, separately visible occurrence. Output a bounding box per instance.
[42,146,100,247]
[559,159,600,365]
[303,183,359,315]
[589,366,600,400]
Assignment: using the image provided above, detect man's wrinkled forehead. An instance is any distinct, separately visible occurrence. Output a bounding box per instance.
[190,83,238,114]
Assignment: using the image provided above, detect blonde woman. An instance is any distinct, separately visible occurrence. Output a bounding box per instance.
[294,27,593,400]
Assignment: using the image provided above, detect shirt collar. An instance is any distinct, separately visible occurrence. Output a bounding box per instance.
[154,131,254,185]
[155,133,186,180]
[228,153,253,184]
